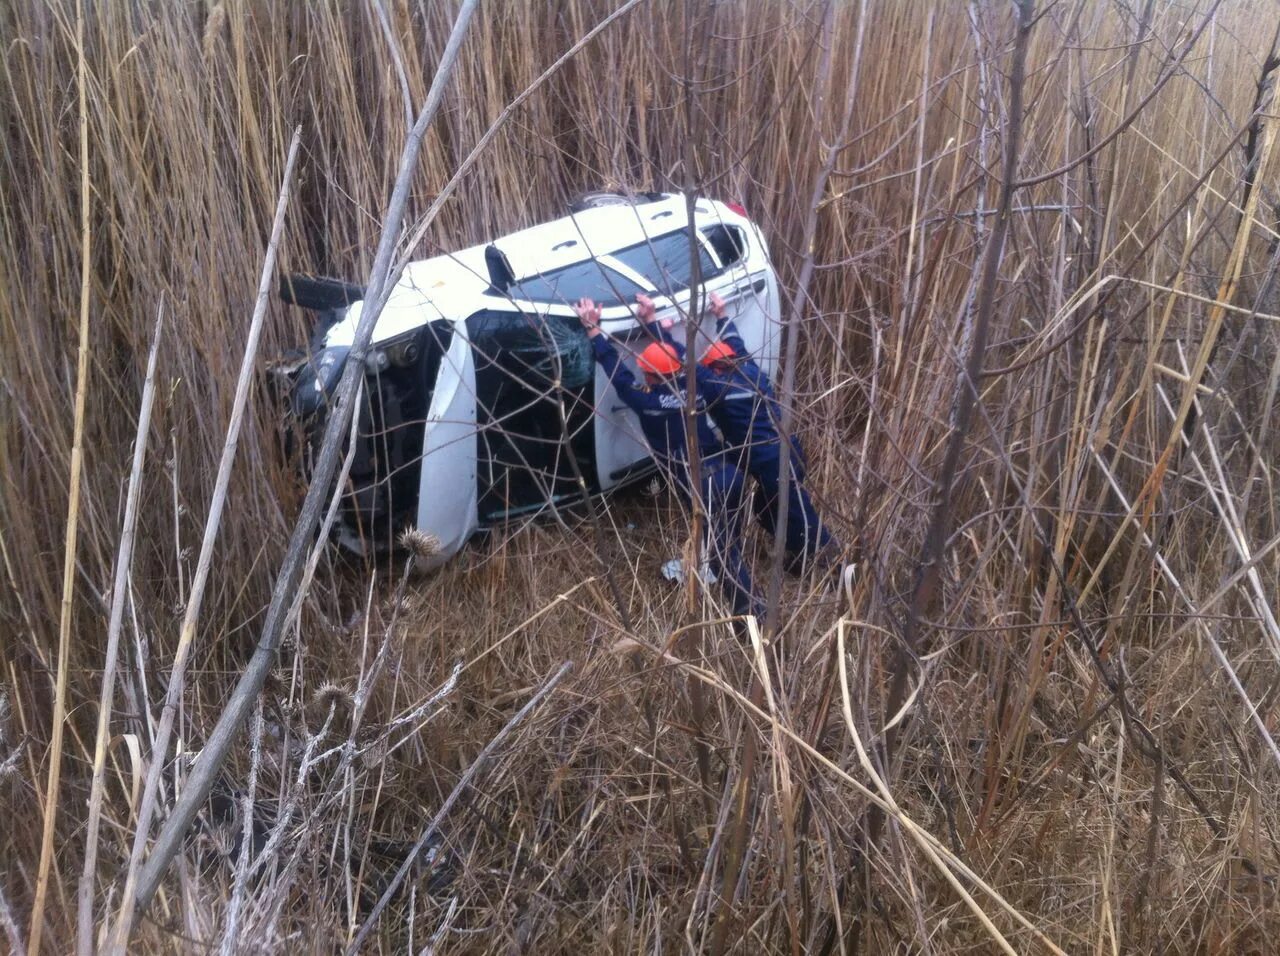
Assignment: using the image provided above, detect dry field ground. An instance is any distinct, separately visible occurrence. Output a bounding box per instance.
[3,0,1280,952]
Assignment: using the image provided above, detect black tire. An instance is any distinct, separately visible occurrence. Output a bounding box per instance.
[568,189,665,213]
[279,273,366,311]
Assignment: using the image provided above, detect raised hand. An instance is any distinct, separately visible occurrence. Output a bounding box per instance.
[634,292,658,326]
[575,297,602,336]
[709,291,727,319]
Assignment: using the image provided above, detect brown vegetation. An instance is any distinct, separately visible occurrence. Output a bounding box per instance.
[3,0,1280,952]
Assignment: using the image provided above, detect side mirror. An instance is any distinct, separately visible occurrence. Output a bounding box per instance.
[484,244,516,293]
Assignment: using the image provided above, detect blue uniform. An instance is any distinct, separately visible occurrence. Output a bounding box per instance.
[694,317,836,567]
[590,334,760,618]
[590,335,719,482]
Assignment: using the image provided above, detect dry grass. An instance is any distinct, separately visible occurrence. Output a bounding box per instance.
[4,0,1280,952]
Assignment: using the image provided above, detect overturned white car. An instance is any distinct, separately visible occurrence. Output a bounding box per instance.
[279,193,783,567]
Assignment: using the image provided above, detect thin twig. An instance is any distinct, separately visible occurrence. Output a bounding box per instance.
[369,0,414,130]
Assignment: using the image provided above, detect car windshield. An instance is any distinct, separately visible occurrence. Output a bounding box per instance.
[509,259,645,307]
[610,231,719,296]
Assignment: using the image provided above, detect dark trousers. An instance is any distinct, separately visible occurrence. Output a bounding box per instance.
[750,454,836,567]
[690,461,761,620]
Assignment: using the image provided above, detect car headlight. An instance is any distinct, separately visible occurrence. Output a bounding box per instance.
[291,345,350,418]
[365,330,420,373]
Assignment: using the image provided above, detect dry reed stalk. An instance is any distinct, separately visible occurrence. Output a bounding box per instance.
[889,0,1033,798]
[710,4,853,951]
[220,560,440,947]
[743,616,802,949]
[108,128,303,950]
[1088,444,1280,770]
[1171,362,1280,657]
[215,696,264,956]
[75,306,163,956]
[631,628,1070,951]
[1015,0,1228,191]
[369,0,415,131]
[392,0,648,272]
[27,6,92,951]
[835,626,1039,956]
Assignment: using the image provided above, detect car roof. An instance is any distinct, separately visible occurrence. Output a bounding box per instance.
[324,194,750,347]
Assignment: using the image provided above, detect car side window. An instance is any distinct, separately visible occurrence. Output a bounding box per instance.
[610,231,721,296]
[508,259,645,308]
[465,309,598,519]
[466,309,592,390]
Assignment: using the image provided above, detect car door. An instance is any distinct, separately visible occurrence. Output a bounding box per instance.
[465,308,597,520]
[415,320,479,567]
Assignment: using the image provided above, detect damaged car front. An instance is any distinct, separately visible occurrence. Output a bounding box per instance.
[276,274,454,555]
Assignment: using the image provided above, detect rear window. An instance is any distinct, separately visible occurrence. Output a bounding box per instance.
[610,231,720,296]
[702,224,747,268]
[509,259,645,307]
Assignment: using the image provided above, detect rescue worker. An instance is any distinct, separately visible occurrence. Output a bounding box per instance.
[573,296,761,619]
[688,292,838,573]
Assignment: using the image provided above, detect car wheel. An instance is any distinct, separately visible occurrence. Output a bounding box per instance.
[278,273,365,310]
[568,189,663,213]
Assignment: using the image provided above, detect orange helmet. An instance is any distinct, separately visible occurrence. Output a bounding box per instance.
[700,341,737,367]
[638,342,682,377]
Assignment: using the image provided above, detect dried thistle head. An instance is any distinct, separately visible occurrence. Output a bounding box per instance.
[398,528,443,561]
[305,681,354,738]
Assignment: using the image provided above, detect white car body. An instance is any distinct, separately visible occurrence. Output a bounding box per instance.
[290,193,782,567]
